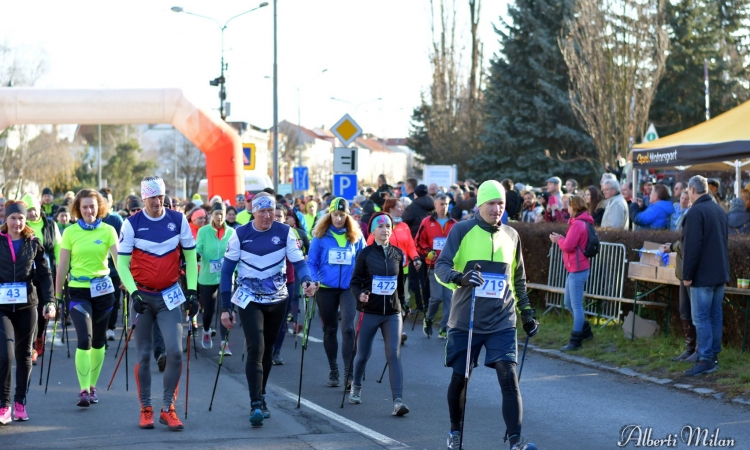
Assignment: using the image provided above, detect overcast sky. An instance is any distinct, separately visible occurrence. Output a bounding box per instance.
[1,0,509,138]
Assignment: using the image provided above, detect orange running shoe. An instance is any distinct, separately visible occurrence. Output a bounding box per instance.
[31,349,38,366]
[159,406,183,431]
[139,406,155,429]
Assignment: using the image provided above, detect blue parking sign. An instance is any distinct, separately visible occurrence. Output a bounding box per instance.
[333,174,357,201]
[293,167,309,191]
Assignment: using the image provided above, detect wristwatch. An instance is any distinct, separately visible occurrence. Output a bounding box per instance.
[221,307,232,314]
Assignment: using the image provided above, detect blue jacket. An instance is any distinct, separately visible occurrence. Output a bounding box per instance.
[633,200,672,230]
[308,226,365,289]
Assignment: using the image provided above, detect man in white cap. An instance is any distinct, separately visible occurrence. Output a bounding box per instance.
[118,176,199,431]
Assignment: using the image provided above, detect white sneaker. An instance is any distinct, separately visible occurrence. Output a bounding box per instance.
[219,341,232,356]
[106,329,115,341]
[202,329,213,349]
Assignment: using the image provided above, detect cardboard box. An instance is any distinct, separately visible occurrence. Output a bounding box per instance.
[622,311,660,339]
[637,241,676,267]
[628,262,657,279]
[656,266,680,284]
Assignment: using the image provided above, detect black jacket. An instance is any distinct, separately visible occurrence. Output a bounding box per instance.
[403,195,434,237]
[505,190,522,221]
[350,243,406,315]
[681,194,730,287]
[38,215,58,266]
[0,234,54,312]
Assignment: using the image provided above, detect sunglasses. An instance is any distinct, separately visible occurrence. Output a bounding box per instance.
[130,208,142,213]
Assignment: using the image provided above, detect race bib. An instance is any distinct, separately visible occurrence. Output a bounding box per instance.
[162,283,186,311]
[0,283,28,305]
[328,249,352,265]
[231,286,253,309]
[475,273,509,300]
[90,276,115,297]
[433,237,447,251]
[371,275,397,296]
[209,259,223,273]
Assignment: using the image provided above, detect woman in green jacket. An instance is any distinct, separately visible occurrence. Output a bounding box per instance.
[196,202,234,352]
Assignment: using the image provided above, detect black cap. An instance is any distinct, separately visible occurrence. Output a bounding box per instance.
[57,206,69,214]
[707,178,720,187]
[127,199,145,210]
[42,187,53,196]
[210,201,226,213]
[414,184,428,197]
[164,195,172,208]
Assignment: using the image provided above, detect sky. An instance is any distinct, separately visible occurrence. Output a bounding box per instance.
[1,0,510,138]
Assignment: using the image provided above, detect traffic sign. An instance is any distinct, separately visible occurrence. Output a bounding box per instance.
[643,123,659,142]
[333,174,357,201]
[242,143,256,170]
[334,147,358,173]
[293,167,309,191]
[331,114,362,147]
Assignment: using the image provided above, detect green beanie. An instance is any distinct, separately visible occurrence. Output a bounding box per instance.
[477,180,505,207]
[21,192,39,211]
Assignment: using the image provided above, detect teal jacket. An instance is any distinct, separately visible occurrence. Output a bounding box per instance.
[196,223,234,285]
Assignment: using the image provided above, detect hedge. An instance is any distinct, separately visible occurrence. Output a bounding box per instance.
[508,221,750,350]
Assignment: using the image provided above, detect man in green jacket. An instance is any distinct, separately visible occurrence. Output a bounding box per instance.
[435,180,538,450]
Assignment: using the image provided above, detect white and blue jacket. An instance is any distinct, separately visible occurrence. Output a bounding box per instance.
[307,226,366,289]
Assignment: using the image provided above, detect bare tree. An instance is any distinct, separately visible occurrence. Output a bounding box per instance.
[560,0,668,168]
[0,42,48,86]
[159,134,205,199]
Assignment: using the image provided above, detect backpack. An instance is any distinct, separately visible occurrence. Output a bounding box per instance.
[580,222,600,258]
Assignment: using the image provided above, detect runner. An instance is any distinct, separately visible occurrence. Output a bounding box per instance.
[195,202,234,351]
[307,198,366,388]
[118,176,199,431]
[99,188,124,343]
[55,189,119,407]
[219,192,318,427]
[349,212,410,416]
[0,200,56,424]
[235,192,254,226]
[434,180,538,450]
[415,193,457,338]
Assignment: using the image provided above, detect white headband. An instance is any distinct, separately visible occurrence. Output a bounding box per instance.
[252,196,276,213]
[141,178,166,199]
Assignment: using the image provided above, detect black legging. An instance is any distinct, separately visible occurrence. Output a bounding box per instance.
[237,299,288,402]
[199,283,227,340]
[107,276,122,330]
[315,288,356,372]
[68,289,115,350]
[407,260,430,309]
[0,307,37,407]
[447,361,522,444]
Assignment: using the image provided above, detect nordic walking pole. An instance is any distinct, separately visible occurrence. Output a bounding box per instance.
[241,337,246,362]
[411,306,421,330]
[114,291,128,358]
[341,304,366,409]
[44,300,62,394]
[518,335,530,382]
[208,328,231,411]
[38,318,49,386]
[62,281,71,358]
[459,264,481,450]
[185,319,192,419]
[123,294,130,391]
[107,315,138,391]
[377,362,388,383]
[296,284,318,408]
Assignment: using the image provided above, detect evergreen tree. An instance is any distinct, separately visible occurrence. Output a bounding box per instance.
[407,103,433,177]
[649,0,750,137]
[471,0,596,186]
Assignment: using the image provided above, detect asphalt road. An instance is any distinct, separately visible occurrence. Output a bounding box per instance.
[3,310,749,450]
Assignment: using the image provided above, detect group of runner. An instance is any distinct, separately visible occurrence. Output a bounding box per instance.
[0,176,537,450]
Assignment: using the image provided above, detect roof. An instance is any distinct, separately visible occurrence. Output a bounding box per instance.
[355,137,391,152]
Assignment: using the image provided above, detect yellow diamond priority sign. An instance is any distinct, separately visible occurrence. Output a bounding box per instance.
[331,114,362,147]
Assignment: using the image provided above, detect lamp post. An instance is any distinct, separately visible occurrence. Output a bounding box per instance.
[171,2,268,121]
[273,0,278,192]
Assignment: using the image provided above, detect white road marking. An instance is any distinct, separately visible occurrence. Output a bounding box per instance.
[278,387,407,448]
[289,328,322,342]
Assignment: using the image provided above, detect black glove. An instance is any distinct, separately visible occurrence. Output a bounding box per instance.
[459,269,484,287]
[186,289,200,318]
[401,302,411,317]
[521,308,539,337]
[131,290,147,314]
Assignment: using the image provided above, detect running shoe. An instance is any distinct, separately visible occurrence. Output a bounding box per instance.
[202,329,213,349]
[157,354,167,372]
[159,406,184,431]
[401,332,408,345]
[0,406,10,425]
[89,387,98,404]
[219,341,232,356]
[210,328,216,337]
[423,318,433,338]
[439,328,448,340]
[106,329,115,341]
[31,349,38,366]
[294,322,304,334]
[139,406,155,429]
[261,395,271,418]
[327,369,340,387]
[272,351,284,365]
[447,431,461,449]
[13,402,28,421]
[77,390,91,407]
[249,401,264,427]
[349,385,362,404]
[392,398,409,416]
[511,439,538,450]
[35,337,45,357]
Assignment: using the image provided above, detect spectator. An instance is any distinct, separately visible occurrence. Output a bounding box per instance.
[641,180,654,207]
[403,184,433,237]
[405,178,418,201]
[428,183,439,196]
[631,184,672,230]
[451,188,477,221]
[558,194,572,222]
[520,191,543,223]
[621,181,633,204]
[660,237,694,362]
[605,154,625,181]
[671,191,690,231]
[351,207,369,240]
[536,192,550,223]
[549,195,594,351]
[727,193,750,235]
[673,181,687,201]
[600,179,630,229]
[501,179,522,221]
[546,176,563,205]
[235,193,246,212]
[681,175,729,376]
[707,178,728,211]
[600,173,616,191]
[565,179,582,196]
[225,206,239,229]
[584,186,606,226]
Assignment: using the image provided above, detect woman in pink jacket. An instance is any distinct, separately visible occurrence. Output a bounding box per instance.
[549,195,594,351]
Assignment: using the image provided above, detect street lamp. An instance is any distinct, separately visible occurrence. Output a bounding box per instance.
[171,2,268,121]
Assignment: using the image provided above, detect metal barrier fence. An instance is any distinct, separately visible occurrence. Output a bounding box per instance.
[542,242,628,324]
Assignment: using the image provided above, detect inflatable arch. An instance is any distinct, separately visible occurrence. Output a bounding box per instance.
[0,88,242,200]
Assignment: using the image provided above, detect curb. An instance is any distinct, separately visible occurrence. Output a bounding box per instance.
[524,343,750,407]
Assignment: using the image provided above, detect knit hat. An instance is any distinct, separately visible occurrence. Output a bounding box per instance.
[191,193,204,207]
[127,198,145,211]
[42,187,53,196]
[21,193,39,211]
[210,202,226,214]
[414,184,428,197]
[329,197,349,214]
[476,180,506,207]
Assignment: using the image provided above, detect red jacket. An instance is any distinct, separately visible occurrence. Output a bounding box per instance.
[366,221,419,264]
[557,211,593,273]
[415,214,458,266]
